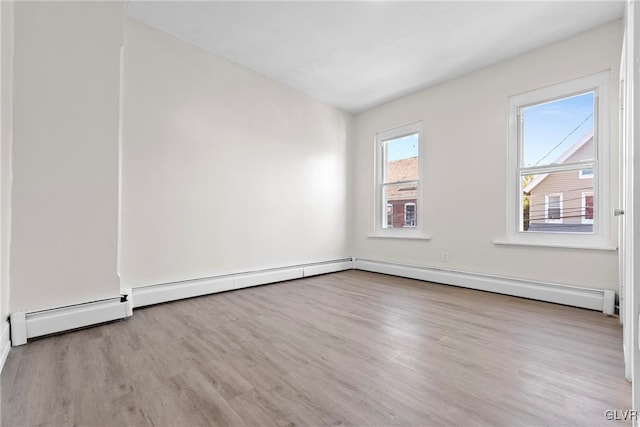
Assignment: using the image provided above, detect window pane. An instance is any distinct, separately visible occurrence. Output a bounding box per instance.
[521,170,594,233]
[383,182,418,228]
[522,91,594,167]
[404,203,416,227]
[384,133,418,184]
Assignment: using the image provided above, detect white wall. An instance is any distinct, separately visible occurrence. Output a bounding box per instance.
[120,19,350,288]
[0,0,13,321]
[10,2,123,312]
[352,21,623,290]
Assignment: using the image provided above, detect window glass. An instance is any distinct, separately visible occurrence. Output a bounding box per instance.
[522,92,594,167]
[523,170,594,233]
[518,91,596,235]
[384,134,418,183]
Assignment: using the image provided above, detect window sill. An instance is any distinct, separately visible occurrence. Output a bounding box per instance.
[493,240,617,251]
[368,234,432,241]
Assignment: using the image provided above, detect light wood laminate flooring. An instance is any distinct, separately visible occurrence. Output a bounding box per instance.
[1,270,630,426]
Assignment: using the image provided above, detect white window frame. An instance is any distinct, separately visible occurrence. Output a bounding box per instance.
[579,168,594,179]
[404,202,416,227]
[545,193,563,224]
[374,121,424,237]
[506,71,610,248]
[582,191,594,225]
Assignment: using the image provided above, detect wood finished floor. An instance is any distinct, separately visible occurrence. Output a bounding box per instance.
[1,270,630,426]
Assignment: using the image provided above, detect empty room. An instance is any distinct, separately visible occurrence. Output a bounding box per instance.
[1,0,640,425]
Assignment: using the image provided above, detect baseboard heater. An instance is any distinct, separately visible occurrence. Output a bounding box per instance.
[7,256,614,348]
[8,259,352,347]
[10,297,132,346]
[130,258,354,309]
[354,258,615,314]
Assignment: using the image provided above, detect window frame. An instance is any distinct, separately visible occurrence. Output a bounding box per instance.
[374,121,424,237]
[506,71,610,248]
[545,193,563,224]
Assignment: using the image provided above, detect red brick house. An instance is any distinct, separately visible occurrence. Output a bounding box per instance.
[386,157,418,228]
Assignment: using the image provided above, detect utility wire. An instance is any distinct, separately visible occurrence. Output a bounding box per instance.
[526,194,594,208]
[528,209,592,216]
[528,214,592,221]
[522,184,594,194]
[532,113,593,166]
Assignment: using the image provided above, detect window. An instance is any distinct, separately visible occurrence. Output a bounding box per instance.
[508,72,610,247]
[545,194,562,223]
[579,168,594,179]
[375,121,423,236]
[404,203,416,227]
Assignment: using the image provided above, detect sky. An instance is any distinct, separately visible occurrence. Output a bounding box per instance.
[387,133,418,161]
[522,91,594,167]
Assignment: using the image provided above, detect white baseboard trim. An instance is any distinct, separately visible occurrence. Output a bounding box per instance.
[133,276,235,308]
[303,260,354,277]
[0,321,10,372]
[235,267,303,289]
[10,297,132,346]
[132,258,353,309]
[354,258,615,313]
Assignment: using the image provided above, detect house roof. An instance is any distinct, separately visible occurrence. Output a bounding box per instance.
[523,130,593,193]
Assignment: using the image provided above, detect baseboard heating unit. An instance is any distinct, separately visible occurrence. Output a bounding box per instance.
[354,258,615,314]
[131,258,354,309]
[10,297,131,346]
[6,257,614,349]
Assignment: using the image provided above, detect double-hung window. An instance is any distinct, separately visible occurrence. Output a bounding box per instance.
[507,71,610,247]
[375,121,423,236]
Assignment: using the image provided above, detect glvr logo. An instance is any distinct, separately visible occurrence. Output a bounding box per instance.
[605,409,638,421]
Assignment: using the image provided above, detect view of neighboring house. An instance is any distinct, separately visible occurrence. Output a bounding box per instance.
[386,156,418,228]
[523,131,594,232]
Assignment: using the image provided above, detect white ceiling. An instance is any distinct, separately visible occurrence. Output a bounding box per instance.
[126,1,624,113]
